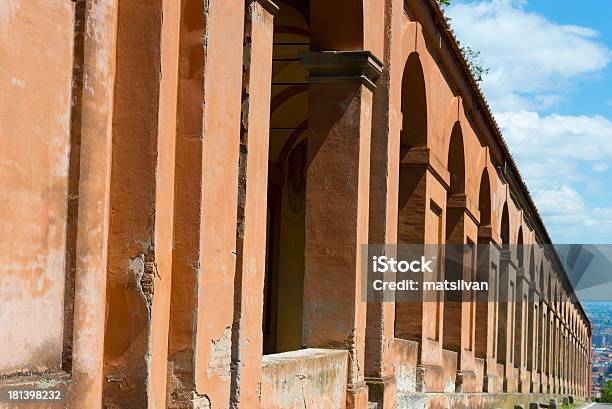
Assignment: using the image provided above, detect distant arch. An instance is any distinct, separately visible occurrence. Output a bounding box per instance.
[478,168,492,227]
[447,123,465,195]
[517,226,524,268]
[528,246,535,282]
[501,203,510,249]
[443,122,466,353]
[400,53,428,148]
[395,54,431,343]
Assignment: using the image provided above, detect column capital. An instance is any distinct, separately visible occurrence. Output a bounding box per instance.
[300,51,384,91]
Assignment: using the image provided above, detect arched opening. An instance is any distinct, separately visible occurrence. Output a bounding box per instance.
[475,168,492,359]
[478,169,492,230]
[400,53,427,148]
[443,122,466,353]
[517,227,524,269]
[395,52,430,343]
[513,227,526,369]
[497,202,511,365]
[501,203,510,248]
[527,246,536,373]
[538,258,545,374]
[263,0,310,354]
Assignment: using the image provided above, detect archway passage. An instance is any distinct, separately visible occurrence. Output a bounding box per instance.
[514,227,525,368]
[395,52,430,343]
[501,203,510,248]
[527,246,537,373]
[517,227,524,268]
[263,0,310,354]
[478,169,492,238]
[400,53,428,149]
[497,202,511,365]
[475,168,492,359]
[443,122,466,353]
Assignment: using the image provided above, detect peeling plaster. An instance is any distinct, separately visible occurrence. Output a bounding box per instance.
[207,327,232,380]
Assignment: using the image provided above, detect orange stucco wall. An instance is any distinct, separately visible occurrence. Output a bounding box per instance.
[0,0,75,376]
[0,0,592,408]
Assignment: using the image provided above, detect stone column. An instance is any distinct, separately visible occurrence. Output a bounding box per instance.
[167,1,245,407]
[476,231,502,393]
[394,149,450,393]
[498,250,517,392]
[553,313,560,393]
[443,196,480,392]
[102,0,180,406]
[548,311,554,392]
[538,301,545,393]
[365,0,403,406]
[540,303,548,392]
[70,1,119,406]
[230,1,277,408]
[514,267,529,392]
[527,283,540,393]
[300,50,383,409]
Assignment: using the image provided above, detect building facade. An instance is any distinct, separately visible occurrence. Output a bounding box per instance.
[0,0,591,408]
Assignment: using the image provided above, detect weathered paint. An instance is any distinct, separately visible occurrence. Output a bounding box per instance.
[0,0,75,377]
[261,349,349,409]
[0,0,593,407]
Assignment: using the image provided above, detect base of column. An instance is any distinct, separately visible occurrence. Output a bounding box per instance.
[456,369,479,392]
[366,374,397,409]
[483,374,500,393]
[347,381,369,409]
[417,364,450,393]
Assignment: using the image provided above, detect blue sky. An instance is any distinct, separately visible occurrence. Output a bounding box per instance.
[446,0,612,243]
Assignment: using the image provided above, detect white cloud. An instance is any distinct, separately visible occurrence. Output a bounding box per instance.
[593,162,609,172]
[447,0,611,111]
[531,186,612,243]
[497,111,612,163]
[447,0,612,243]
[496,111,612,242]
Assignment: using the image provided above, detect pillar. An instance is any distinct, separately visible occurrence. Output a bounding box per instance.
[444,195,480,392]
[527,283,539,393]
[167,1,245,407]
[497,250,517,392]
[69,0,119,406]
[476,231,502,393]
[365,0,403,406]
[514,267,529,392]
[394,149,449,392]
[102,0,179,406]
[230,1,277,408]
[300,50,383,409]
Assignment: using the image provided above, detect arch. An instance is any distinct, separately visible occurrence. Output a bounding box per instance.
[447,122,466,196]
[400,53,428,148]
[529,246,535,282]
[442,122,466,353]
[478,168,492,227]
[474,168,492,359]
[263,0,311,354]
[527,245,536,372]
[501,203,510,249]
[497,201,511,365]
[395,54,430,343]
[517,226,524,268]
